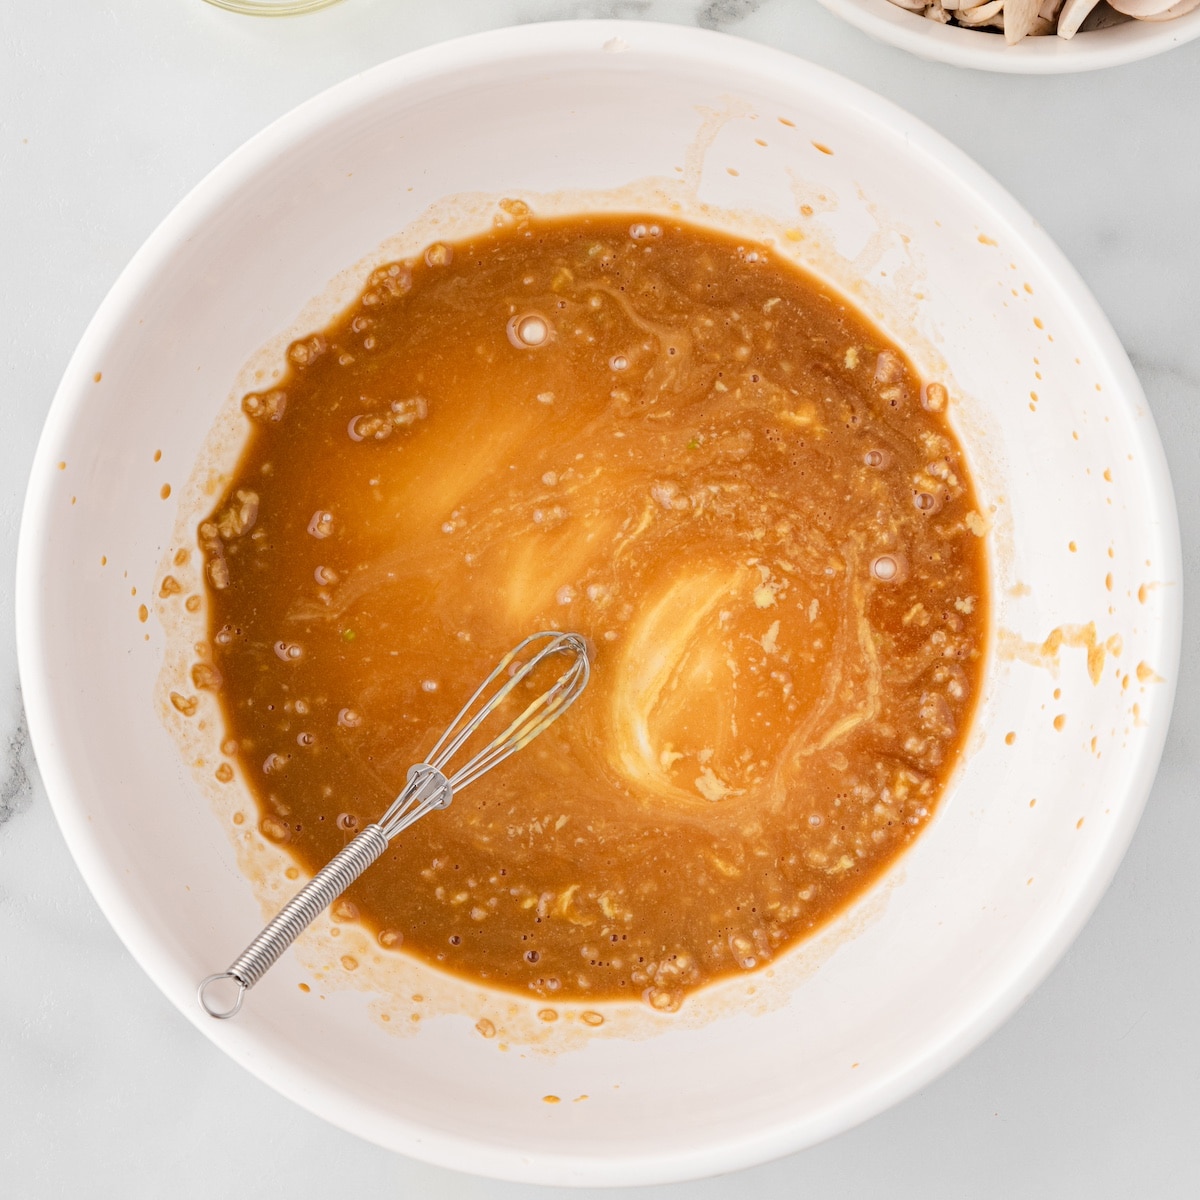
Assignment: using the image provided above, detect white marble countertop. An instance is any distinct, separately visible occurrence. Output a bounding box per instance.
[2,2,1197,1196]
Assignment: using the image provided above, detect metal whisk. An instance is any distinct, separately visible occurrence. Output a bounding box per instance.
[198,630,590,1019]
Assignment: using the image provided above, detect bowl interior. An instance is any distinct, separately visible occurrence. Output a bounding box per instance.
[16,21,1181,1186]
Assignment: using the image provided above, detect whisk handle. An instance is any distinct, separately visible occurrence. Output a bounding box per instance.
[198,824,389,1019]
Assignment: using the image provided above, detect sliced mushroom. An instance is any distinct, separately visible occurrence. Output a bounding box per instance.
[1129,0,1200,16]
[883,0,1194,38]
[1107,0,1188,14]
[1003,0,1041,41]
[1056,0,1104,35]
[957,0,1006,24]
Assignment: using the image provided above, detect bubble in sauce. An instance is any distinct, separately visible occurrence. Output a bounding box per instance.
[288,335,326,367]
[913,491,941,513]
[260,816,290,843]
[645,987,683,1012]
[314,565,338,586]
[274,640,303,661]
[242,389,287,422]
[337,707,362,728]
[922,381,948,412]
[507,312,551,348]
[871,554,905,582]
[609,354,629,371]
[191,662,222,690]
[874,350,902,384]
[863,449,890,469]
[369,261,412,298]
[727,932,757,970]
[424,242,453,267]
[348,413,394,442]
[307,510,334,539]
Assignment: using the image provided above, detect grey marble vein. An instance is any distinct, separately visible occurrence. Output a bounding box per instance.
[698,0,765,29]
[515,0,654,22]
[0,701,34,828]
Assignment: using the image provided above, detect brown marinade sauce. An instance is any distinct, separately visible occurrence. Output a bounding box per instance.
[200,209,987,1011]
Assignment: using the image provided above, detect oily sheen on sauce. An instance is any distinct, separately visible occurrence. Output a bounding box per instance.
[200,209,987,1011]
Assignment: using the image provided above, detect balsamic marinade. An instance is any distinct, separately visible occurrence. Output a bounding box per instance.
[200,210,987,1010]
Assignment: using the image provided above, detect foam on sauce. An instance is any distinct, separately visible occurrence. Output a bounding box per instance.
[199,211,987,1010]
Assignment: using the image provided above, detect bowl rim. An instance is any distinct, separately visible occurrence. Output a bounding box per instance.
[816,0,1200,73]
[15,18,1184,1185]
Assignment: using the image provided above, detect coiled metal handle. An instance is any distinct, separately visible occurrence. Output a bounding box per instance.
[198,824,389,1019]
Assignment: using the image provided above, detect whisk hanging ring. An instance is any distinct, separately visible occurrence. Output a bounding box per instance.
[198,631,590,1019]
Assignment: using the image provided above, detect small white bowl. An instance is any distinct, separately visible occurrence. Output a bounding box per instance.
[16,20,1182,1186]
[817,0,1200,71]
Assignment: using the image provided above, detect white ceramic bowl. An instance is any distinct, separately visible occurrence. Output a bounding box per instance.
[818,0,1200,72]
[16,20,1181,1186]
